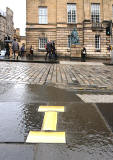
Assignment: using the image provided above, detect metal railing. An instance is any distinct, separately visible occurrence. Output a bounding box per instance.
[92,22,102,28]
[92,22,103,30]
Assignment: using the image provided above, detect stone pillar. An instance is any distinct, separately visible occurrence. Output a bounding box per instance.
[111,50,113,64]
[70,44,82,58]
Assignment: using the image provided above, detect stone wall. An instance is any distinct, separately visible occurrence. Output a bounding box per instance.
[26,28,56,55]
[0,7,14,43]
[6,7,14,39]
[0,13,6,42]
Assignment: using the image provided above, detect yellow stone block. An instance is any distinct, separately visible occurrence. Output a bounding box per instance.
[38,106,65,112]
[26,131,66,143]
[41,112,57,131]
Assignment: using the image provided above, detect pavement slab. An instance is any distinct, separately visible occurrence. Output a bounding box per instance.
[77,94,113,103]
[0,144,35,160]
[97,103,113,132]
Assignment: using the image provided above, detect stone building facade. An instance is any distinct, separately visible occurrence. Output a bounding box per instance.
[0,9,6,43]
[14,28,21,41]
[6,7,14,39]
[14,28,26,49]
[0,7,14,49]
[26,0,113,58]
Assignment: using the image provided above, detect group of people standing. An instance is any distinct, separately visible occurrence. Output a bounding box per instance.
[45,41,57,61]
[5,38,87,61]
[5,38,25,59]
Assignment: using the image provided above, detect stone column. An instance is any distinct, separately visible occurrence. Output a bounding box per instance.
[111,50,113,64]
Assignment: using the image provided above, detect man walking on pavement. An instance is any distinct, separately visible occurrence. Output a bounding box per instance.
[12,38,19,59]
[45,40,52,61]
[5,42,10,58]
[51,41,57,60]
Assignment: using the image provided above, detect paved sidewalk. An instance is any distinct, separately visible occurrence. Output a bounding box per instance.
[60,61,104,65]
[0,56,58,63]
[0,61,113,90]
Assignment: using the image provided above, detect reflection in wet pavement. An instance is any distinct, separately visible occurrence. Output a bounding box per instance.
[0,102,44,142]
[0,83,81,103]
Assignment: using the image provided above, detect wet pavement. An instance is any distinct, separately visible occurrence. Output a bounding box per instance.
[0,62,113,159]
[97,103,113,132]
[0,61,113,90]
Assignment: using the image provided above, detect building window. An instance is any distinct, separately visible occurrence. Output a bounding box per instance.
[39,7,48,24]
[95,35,100,50]
[68,35,71,48]
[91,4,100,23]
[39,38,47,49]
[67,4,76,23]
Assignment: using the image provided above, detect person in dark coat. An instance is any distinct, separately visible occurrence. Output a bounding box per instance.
[20,43,25,57]
[12,38,19,59]
[81,47,87,62]
[45,40,52,60]
[5,42,10,58]
[30,45,33,56]
[51,41,57,60]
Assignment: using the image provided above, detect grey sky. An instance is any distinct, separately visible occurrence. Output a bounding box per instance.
[0,0,26,36]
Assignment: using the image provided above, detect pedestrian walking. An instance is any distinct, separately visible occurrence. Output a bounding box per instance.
[51,41,57,60]
[30,45,33,56]
[45,40,52,60]
[12,38,19,59]
[81,47,87,62]
[5,42,10,58]
[20,43,25,57]
[110,45,113,64]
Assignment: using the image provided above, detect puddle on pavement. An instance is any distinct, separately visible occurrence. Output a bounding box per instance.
[0,102,44,142]
[0,83,81,103]
[35,103,113,160]
[0,84,82,142]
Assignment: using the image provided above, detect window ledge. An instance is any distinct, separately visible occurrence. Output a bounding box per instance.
[67,23,76,25]
[38,49,46,52]
[95,49,101,52]
[38,23,48,25]
[67,48,71,52]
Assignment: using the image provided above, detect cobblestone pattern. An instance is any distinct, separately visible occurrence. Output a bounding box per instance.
[0,62,113,89]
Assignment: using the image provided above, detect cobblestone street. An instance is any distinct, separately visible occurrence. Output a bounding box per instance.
[0,61,113,90]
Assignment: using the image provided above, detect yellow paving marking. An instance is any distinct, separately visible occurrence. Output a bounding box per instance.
[79,88,84,90]
[41,112,57,131]
[38,106,64,112]
[26,106,66,143]
[26,131,66,143]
